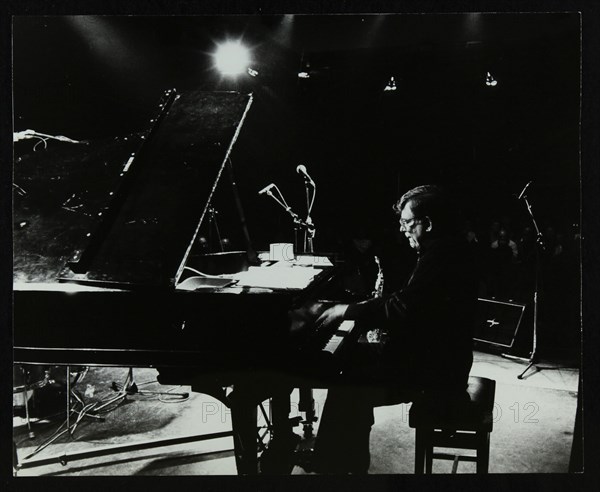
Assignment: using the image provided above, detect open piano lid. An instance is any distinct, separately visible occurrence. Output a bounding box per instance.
[13,90,253,289]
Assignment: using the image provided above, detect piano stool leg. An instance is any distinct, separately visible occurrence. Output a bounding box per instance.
[425,430,434,474]
[414,428,426,474]
[476,431,490,474]
[13,440,19,472]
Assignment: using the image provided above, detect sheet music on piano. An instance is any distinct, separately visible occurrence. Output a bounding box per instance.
[176,257,333,291]
[231,264,320,290]
[256,252,334,268]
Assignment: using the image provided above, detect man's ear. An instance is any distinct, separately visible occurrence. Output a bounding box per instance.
[424,216,433,232]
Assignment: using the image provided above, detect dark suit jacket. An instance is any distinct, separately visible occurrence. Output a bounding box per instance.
[344,235,479,391]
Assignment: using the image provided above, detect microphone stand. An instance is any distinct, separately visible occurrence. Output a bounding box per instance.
[501,190,545,379]
[301,177,316,254]
[207,206,224,253]
[261,177,318,437]
[297,175,318,437]
[262,186,314,254]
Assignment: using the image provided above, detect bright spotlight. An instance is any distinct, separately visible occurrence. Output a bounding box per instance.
[214,41,251,76]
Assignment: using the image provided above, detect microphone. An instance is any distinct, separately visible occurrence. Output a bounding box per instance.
[258,183,275,195]
[296,164,315,186]
[517,181,532,200]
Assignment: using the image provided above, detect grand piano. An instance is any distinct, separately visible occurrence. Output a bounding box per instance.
[13,89,361,474]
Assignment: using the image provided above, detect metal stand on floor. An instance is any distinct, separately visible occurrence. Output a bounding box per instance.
[13,366,233,473]
[114,367,189,399]
[501,182,545,380]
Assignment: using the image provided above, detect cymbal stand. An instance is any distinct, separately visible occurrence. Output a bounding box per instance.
[13,365,38,439]
[17,368,186,462]
[15,366,101,465]
[502,189,545,379]
[13,365,84,439]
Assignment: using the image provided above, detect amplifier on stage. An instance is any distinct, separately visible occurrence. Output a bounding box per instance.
[473,298,526,349]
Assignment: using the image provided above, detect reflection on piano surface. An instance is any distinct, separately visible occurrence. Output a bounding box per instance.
[13,89,362,474]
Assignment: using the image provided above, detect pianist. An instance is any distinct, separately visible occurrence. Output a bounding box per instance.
[305,184,479,474]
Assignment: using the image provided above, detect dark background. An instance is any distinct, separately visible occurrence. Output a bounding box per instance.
[12,14,580,253]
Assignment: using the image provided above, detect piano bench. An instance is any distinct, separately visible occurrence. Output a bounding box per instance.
[408,376,496,474]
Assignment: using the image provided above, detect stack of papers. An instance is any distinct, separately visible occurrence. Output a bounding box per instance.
[231,265,321,290]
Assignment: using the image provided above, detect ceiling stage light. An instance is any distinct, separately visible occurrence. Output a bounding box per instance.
[214,41,251,76]
[485,71,498,87]
[384,76,397,91]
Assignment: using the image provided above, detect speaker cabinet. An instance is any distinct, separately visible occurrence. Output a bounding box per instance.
[473,298,526,349]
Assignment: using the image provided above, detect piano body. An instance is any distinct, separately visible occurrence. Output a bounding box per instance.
[13,90,358,474]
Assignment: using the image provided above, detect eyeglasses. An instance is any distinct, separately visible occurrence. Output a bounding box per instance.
[399,217,422,230]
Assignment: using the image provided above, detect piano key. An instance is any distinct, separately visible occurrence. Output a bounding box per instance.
[321,320,356,355]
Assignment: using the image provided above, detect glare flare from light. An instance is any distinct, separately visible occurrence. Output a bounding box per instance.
[214,41,251,76]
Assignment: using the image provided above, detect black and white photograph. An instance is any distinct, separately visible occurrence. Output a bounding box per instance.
[4,3,597,488]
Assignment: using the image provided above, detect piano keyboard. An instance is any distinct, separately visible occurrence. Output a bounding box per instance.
[321,320,357,355]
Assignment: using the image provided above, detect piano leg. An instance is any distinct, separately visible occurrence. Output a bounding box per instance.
[158,370,262,474]
[299,386,316,437]
[229,382,298,474]
[259,390,301,474]
[230,400,259,475]
[160,369,298,475]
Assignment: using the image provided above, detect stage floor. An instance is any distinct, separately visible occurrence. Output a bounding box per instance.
[13,350,579,476]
